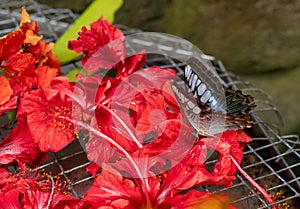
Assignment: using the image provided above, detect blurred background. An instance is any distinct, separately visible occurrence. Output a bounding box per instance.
[37,0,299,136]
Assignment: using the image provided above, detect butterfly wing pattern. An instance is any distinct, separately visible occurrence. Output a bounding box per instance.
[171,57,256,136]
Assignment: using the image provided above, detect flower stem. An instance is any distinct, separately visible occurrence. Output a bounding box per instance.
[230,155,278,209]
[68,117,151,205]
[101,105,143,149]
[46,175,55,209]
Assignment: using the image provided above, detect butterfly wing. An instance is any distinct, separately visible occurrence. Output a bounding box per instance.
[171,81,251,136]
[183,57,256,115]
[183,57,227,112]
[172,58,255,135]
[224,87,256,115]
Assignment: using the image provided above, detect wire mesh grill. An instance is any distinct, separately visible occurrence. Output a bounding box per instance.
[0,0,77,40]
[0,1,299,208]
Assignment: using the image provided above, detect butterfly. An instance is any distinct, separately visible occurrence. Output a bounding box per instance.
[171,57,256,136]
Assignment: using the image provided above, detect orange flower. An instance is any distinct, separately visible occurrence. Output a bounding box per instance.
[0,76,13,105]
[0,7,60,91]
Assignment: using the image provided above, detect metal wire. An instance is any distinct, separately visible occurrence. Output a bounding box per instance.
[0,1,299,208]
[0,0,77,40]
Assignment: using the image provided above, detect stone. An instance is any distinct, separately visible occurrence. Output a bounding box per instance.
[115,0,300,74]
[244,66,300,136]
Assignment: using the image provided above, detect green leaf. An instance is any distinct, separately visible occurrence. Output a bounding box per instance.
[6,109,16,124]
[53,0,123,63]
[65,68,82,82]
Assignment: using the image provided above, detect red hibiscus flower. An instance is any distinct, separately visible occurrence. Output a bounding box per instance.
[95,52,147,106]
[0,167,79,209]
[68,17,125,70]
[83,66,181,170]
[18,77,75,152]
[0,116,46,168]
[80,164,237,209]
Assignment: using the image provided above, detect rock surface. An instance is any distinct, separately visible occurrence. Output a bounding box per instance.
[244,67,300,136]
[37,0,92,13]
[115,0,300,74]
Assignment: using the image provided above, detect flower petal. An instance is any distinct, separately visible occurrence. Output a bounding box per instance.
[0,76,13,105]
[19,84,75,152]
[0,118,46,167]
[69,17,125,70]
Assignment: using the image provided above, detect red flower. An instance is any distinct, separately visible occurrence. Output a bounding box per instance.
[0,168,79,209]
[185,130,251,188]
[80,165,237,209]
[95,52,147,106]
[0,76,13,105]
[0,30,25,63]
[0,7,61,119]
[0,7,60,92]
[18,77,75,152]
[0,117,46,168]
[68,17,125,70]
[81,131,249,208]
[85,70,182,169]
[0,79,27,116]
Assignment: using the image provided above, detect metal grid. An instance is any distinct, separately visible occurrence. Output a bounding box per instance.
[0,1,299,208]
[0,0,77,41]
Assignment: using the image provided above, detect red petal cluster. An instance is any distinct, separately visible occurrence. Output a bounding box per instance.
[0,167,79,209]
[0,8,74,166]
[68,17,125,69]
[79,165,238,209]
[0,7,60,115]
[18,77,75,152]
[0,7,60,111]
[0,7,60,92]
[0,118,46,168]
